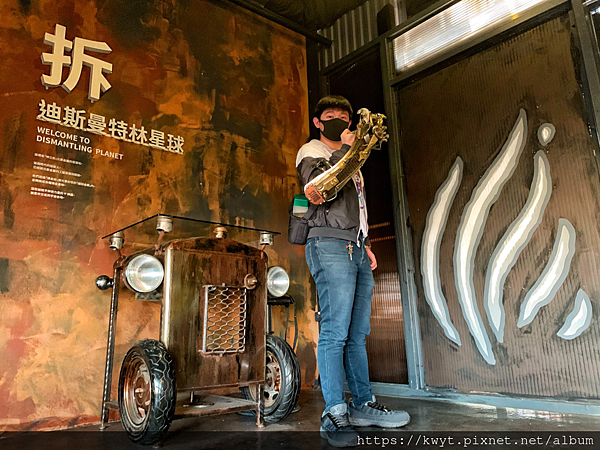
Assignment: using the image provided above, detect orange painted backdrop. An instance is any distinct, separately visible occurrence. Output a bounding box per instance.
[0,0,317,430]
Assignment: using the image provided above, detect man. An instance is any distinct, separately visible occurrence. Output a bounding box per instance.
[296,95,410,448]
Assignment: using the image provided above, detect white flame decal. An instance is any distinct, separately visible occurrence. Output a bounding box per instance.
[537,123,556,146]
[518,219,576,327]
[420,110,593,363]
[484,151,552,342]
[421,158,463,345]
[454,109,527,365]
[557,289,592,340]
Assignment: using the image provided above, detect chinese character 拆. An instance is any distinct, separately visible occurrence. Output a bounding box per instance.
[41,24,113,102]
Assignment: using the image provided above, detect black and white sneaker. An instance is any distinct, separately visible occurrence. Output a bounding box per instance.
[320,403,359,448]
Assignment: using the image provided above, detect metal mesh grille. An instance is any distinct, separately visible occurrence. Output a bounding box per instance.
[202,285,247,355]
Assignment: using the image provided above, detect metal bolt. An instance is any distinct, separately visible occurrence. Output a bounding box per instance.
[109,231,124,250]
[156,215,173,233]
[213,226,227,239]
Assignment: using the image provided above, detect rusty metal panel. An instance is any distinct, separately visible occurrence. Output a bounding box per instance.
[162,238,266,390]
[396,14,600,398]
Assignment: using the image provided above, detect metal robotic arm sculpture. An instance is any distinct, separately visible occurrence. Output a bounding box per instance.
[304,108,388,205]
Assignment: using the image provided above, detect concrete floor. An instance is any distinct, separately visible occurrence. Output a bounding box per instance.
[166,389,600,432]
[2,389,599,450]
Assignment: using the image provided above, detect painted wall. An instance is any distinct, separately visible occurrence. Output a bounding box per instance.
[0,0,317,430]
[397,14,600,398]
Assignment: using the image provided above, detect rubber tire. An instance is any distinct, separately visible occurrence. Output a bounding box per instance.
[241,335,301,423]
[118,339,176,445]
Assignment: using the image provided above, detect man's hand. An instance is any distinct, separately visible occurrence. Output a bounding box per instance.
[341,128,355,146]
[365,246,377,270]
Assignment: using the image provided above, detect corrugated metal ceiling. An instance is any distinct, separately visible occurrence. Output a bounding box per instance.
[254,0,369,29]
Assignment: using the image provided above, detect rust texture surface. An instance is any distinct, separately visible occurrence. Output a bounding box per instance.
[397,14,600,398]
[165,237,264,258]
[0,0,313,430]
[165,245,266,389]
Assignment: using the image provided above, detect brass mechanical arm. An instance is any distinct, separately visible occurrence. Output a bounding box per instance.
[305,108,388,205]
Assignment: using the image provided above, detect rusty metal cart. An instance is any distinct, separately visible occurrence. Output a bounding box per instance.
[95,214,300,445]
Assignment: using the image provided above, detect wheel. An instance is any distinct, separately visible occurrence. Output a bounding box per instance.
[118,339,176,445]
[241,335,301,423]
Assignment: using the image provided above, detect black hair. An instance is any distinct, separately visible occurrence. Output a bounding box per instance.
[313,95,353,119]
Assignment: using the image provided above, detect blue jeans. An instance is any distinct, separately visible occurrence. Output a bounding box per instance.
[305,237,375,412]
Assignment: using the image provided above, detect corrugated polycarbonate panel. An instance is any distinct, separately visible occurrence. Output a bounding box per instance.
[320,0,404,68]
[367,230,408,384]
[392,0,551,73]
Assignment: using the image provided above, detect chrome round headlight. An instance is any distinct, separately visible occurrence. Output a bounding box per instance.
[124,254,164,293]
[267,266,290,298]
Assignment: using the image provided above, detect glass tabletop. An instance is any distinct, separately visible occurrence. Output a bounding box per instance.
[101,214,280,250]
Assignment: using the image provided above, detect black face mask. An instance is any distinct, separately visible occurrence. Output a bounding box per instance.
[320,118,349,142]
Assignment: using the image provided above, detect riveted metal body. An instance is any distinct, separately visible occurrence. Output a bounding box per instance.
[159,237,266,390]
